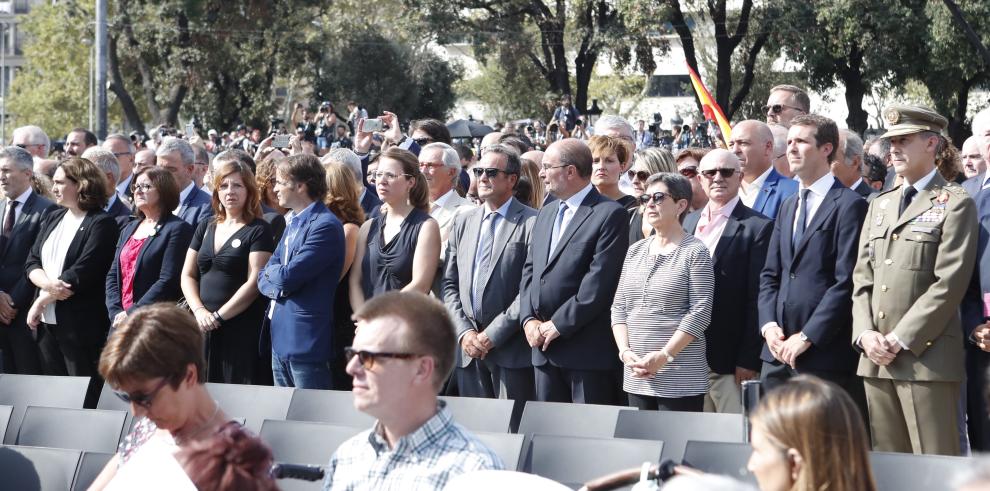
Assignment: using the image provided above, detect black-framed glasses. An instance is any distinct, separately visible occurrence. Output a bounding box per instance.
[679,167,698,178]
[627,169,651,181]
[700,168,737,179]
[113,378,170,408]
[763,104,805,115]
[344,347,419,370]
[637,191,668,206]
[472,167,513,178]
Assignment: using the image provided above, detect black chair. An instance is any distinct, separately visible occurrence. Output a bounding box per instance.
[71,451,114,491]
[439,396,518,433]
[285,389,374,428]
[517,401,636,438]
[682,440,756,485]
[96,382,133,444]
[0,444,82,490]
[473,431,526,471]
[205,383,294,433]
[259,419,363,491]
[523,434,664,489]
[613,410,745,461]
[16,406,127,454]
[870,451,970,491]
[0,374,90,445]
[0,404,12,443]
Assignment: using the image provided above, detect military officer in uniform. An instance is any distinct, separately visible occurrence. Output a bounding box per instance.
[851,104,978,456]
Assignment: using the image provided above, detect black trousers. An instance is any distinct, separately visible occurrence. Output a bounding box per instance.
[0,312,42,374]
[535,364,621,405]
[627,392,705,412]
[760,360,870,429]
[965,346,990,451]
[456,358,536,401]
[37,323,104,408]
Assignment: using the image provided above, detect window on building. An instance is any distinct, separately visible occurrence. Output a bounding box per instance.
[645,75,692,98]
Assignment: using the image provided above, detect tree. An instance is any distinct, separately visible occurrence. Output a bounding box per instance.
[457,57,552,122]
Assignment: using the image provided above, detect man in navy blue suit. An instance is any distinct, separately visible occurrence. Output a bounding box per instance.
[520,138,629,404]
[758,114,867,407]
[258,154,345,389]
[731,120,798,220]
[156,137,213,227]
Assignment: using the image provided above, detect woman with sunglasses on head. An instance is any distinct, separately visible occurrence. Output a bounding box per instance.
[89,303,235,490]
[611,172,714,411]
[589,135,637,211]
[349,147,440,310]
[675,148,710,212]
[627,148,676,244]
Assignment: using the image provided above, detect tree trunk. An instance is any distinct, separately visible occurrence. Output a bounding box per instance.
[840,46,868,135]
[106,34,144,132]
[118,0,161,124]
[942,0,990,68]
[665,0,703,116]
[947,76,976,147]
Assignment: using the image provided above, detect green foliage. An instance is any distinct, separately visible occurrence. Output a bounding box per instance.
[457,57,551,122]
[587,74,646,118]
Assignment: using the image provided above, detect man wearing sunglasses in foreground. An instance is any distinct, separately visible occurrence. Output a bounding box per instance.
[325,292,503,490]
[683,149,773,414]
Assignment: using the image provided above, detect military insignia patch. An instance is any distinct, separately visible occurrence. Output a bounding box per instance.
[884,108,901,125]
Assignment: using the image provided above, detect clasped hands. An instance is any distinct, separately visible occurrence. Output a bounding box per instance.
[26,280,74,329]
[523,319,560,351]
[764,326,811,368]
[859,330,902,366]
[620,349,669,379]
[460,330,494,359]
[973,323,990,352]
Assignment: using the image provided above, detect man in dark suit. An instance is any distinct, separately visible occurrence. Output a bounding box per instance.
[758,114,867,403]
[730,120,798,220]
[443,144,538,400]
[156,137,213,227]
[0,147,56,374]
[258,154,344,390]
[963,115,990,197]
[520,138,629,404]
[82,147,132,220]
[103,133,136,203]
[683,149,772,413]
[832,129,874,198]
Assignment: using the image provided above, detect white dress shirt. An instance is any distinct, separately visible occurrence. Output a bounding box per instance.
[739,166,774,208]
[556,183,594,243]
[173,182,196,215]
[792,173,835,235]
[2,187,33,231]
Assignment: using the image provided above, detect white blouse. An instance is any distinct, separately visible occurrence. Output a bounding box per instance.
[40,212,85,324]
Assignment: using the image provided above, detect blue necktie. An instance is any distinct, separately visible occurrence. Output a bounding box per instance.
[793,189,810,249]
[472,212,499,320]
[549,203,568,254]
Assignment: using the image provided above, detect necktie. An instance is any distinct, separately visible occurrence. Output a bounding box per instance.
[549,203,568,254]
[472,212,499,320]
[899,186,918,217]
[793,189,810,248]
[3,200,18,238]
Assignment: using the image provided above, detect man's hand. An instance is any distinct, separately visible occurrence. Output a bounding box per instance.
[778,333,811,368]
[884,333,904,355]
[354,119,373,154]
[523,319,544,348]
[381,111,403,144]
[539,321,559,351]
[477,332,494,352]
[764,325,786,363]
[734,366,759,385]
[974,323,990,352]
[460,330,487,359]
[861,331,896,366]
[0,291,16,325]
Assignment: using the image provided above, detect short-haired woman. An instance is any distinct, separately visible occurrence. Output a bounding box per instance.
[748,375,876,491]
[25,157,120,406]
[589,135,636,210]
[611,173,714,411]
[106,167,193,329]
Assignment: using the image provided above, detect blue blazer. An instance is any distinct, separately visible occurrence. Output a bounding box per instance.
[258,202,345,362]
[519,187,629,370]
[106,214,193,319]
[105,194,132,219]
[758,181,866,373]
[963,173,984,198]
[360,187,382,219]
[176,186,214,227]
[751,169,798,220]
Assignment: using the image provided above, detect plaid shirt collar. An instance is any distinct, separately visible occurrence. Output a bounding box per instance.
[367,400,451,457]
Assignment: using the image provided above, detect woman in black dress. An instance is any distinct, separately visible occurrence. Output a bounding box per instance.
[180,160,274,384]
[349,147,440,309]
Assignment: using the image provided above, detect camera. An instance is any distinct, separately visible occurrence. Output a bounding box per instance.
[363,118,384,132]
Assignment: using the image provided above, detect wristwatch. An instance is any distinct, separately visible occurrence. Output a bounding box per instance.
[799,332,810,343]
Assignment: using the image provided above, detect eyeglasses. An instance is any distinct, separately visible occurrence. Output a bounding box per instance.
[679,167,698,178]
[700,168,737,179]
[638,191,669,205]
[627,169,651,181]
[113,151,132,158]
[472,167,513,178]
[133,183,155,192]
[763,104,805,115]
[373,171,412,182]
[541,163,572,171]
[113,378,170,408]
[418,161,444,170]
[413,137,433,146]
[344,347,419,370]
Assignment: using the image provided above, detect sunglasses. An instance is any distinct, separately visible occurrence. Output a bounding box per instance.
[344,347,419,370]
[472,167,514,178]
[700,168,737,179]
[113,378,170,408]
[627,169,651,181]
[679,167,698,178]
[413,137,433,146]
[637,191,669,206]
[763,104,804,115]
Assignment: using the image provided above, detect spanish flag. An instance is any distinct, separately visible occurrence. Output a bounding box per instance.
[686,62,732,147]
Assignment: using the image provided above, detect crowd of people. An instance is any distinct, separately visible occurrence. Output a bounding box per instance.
[3,82,990,489]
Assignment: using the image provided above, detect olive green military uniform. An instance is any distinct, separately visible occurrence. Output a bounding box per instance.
[851,105,978,456]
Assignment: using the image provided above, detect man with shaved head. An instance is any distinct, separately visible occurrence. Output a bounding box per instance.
[683,149,772,413]
[520,138,629,404]
[730,120,798,219]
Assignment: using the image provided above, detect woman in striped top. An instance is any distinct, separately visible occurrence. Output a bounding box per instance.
[611,172,714,411]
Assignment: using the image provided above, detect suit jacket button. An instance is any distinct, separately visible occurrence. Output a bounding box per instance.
[878,311,886,319]
[926,341,932,346]
[881,285,888,292]
[541,279,545,285]
[892,233,899,240]
[789,273,796,279]
[884,259,893,265]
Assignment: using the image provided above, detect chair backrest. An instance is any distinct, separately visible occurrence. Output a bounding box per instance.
[0,404,12,443]
[96,383,133,444]
[473,431,526,471]
[260,419,363,467]
[71,451,114,491]
[682,440,756,485]
[285,389,374,428]
[524,434,664,489]
[0,444,82,490]
[870,451,971,491]
[439,396,518,433]
[613,410,745,461]
[517,401,635,438]
[0,374,90,445]
[16,406,127,453]
[205,383,294,433]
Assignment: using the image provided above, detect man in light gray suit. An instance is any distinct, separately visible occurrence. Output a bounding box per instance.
[443,144,538,400]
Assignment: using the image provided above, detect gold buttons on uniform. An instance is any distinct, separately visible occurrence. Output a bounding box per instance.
[926,341,932,347]
[884,259,893,265]
[881,285,888,292]
[892,233,899,240]
[879,311,886,319]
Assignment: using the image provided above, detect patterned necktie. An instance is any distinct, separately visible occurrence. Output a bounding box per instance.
[3,200,18,238]
[793,189,810,248]
[549,203,568,254]
[472,212,499,320]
